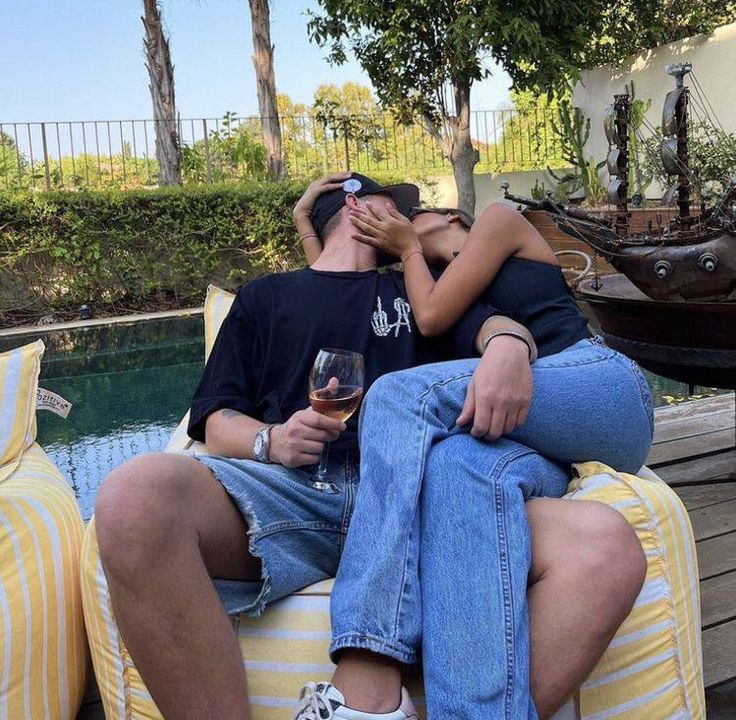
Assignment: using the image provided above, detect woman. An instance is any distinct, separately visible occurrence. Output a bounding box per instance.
[296,177,654,470]
[292,176,652,719]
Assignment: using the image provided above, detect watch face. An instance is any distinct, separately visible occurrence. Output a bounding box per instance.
[254,433,265,458]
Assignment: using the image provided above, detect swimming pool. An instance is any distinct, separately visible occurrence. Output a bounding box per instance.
[0,315,726,521]
[1,315,203,520]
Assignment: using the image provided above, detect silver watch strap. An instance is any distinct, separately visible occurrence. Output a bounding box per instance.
[255,424,275,462]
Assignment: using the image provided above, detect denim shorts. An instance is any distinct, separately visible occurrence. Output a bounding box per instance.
[188,450,359,617]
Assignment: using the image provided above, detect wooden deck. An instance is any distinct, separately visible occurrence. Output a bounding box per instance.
[649,393,736,709]
[77,392,736,719]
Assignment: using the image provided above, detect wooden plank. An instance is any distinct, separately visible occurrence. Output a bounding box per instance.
[653,409,736,447]
[703,619,736,688]
[647,394,735,465]
[689,498,736,541]
[696,533,736,581]
[701,570,736,628]
[647,429,736,466]
[675,483,736,511]
[696,533,736,580]
[652,450,736,486]
[653,394,735,444]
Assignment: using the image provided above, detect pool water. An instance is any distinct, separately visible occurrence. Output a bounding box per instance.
[0,316,726,521]
[1,316,204,520]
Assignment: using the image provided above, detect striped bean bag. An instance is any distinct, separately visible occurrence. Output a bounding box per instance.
[1,340,43,479]
[564,463,704,718]
[80,463,704,719]
[79,285,704,719]
[0,341,87,720]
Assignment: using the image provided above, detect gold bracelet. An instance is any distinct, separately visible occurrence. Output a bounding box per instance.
[300,233,318,241]
[482,330,538,363]
[402,249,424,263]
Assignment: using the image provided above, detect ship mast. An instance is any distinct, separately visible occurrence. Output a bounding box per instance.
[661,62,693,223]
[604,94,631,235]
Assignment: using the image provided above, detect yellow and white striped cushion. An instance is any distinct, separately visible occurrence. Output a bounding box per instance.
[0,443,88,720]
[203,284,236,364]
[0,340,44,479]
[81,462,703,719]
[80,520,423,720]
[165,285,236,455]
[565,461,704,719]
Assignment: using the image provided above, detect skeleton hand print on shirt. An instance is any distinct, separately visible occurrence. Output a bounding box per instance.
[372,297,391,336]
[371,296,413,338]
[391,298,412,337]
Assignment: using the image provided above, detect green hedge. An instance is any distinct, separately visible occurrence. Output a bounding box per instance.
[0,182,312,325]
[0,172,429,327]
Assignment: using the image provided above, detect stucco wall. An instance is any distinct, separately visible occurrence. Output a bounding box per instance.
[573,21,736,175]
[422,170,550,213]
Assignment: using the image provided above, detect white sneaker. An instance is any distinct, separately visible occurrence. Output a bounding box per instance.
[293,681,418,720]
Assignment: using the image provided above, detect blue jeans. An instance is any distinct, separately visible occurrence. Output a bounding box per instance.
[190,451,361,616]
[330,336,654,718]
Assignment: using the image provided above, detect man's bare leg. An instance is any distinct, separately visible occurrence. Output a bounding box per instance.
[95,452,261,720]
[330,650,403,713]
[527,498,647,718]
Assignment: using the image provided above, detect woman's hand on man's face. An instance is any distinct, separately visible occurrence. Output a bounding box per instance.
[349,200,422,262]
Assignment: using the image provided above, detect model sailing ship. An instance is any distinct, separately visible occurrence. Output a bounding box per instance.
[501,63,736,388]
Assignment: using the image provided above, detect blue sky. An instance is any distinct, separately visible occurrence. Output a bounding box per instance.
[0,0,512,122]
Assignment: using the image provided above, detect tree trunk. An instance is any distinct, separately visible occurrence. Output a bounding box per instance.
[248,0,285,180]
[422,83,479,214]
[450,84,479,215]
[142,0,181,186]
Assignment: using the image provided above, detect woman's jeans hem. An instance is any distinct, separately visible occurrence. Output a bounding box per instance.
[329,634,416,665]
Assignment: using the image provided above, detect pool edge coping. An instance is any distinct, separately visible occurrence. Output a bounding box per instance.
[0,306,204,339]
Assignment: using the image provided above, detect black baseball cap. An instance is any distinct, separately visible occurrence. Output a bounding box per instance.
[310,172,420,239]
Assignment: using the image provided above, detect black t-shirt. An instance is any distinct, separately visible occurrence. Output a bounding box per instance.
[187,267,495,452]
[479,257,592,358]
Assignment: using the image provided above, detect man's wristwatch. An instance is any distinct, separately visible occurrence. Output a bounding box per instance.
[253,424,275,463]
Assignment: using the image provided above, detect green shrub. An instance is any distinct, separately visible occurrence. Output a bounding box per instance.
[641,121,736,200]
[0,173,415,326]
[0,183,309,325]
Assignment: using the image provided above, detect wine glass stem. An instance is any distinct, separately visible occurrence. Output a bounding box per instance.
[316,441,331,479]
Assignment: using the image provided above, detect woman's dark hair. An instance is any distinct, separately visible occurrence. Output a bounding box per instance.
[408,206,475,230]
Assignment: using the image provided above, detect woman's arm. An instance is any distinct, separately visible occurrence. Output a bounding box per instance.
[294,172,352,265]
[350,201,532,336]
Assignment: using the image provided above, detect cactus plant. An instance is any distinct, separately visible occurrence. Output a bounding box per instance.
[548,98,606,203]
[531,178,547,201]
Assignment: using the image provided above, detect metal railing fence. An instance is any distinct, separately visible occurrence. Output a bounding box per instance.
[0,108,567,191]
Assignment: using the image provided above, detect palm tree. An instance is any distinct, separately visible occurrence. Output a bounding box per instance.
[248,0,285,180]
[142,0,182,186]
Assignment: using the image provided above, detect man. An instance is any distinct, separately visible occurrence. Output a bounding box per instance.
[95,173,645,720]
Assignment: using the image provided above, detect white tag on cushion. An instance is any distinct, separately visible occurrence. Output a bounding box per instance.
[36,387,72,418]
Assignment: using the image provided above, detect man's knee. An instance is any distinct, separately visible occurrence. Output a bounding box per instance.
[567,502,646,618]
[95,452,194,578]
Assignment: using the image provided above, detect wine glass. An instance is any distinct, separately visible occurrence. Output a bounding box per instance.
[308,348,365,492]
